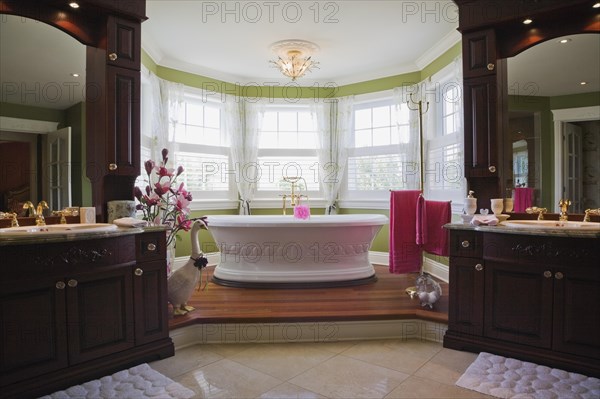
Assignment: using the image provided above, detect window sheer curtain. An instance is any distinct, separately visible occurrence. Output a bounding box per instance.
[225,98,264,215]
[421,55,465,201]
[393,86,422,190]
[313,96,354,214]
[146,70,184,163]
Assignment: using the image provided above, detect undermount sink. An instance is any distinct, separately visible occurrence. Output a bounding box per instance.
[502,220,600,231]
[0,223,118,236]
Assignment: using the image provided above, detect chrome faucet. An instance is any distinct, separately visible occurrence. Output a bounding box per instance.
[583,208,600,222]
[526,206,547,220]
[558,199,571,222]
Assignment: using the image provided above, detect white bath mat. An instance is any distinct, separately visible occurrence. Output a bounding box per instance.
[39,363,195,399]
[456,352,600,399]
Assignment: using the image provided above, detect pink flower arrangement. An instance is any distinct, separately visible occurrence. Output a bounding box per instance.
[133,148,194,247]
[293,204,311,220]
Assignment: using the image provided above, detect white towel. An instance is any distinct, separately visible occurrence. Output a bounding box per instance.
[470,215,499,226]
[113,217,148,228]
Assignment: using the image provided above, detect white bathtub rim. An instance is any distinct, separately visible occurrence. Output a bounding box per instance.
[213,263,376,283]
[207,214,388,228]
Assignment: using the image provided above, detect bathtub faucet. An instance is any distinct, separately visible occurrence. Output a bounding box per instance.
[280,176,308,215]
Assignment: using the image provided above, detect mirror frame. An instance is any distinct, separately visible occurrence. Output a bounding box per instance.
[453,0,600,215]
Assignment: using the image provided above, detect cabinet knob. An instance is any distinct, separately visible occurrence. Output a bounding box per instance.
[56,281,66,290]
[555,272,564,280]
[108,163,118,171]
[134,268,144,277]
[475,263,483,271]
[543,270,552,278]
[488,165,496,173]
[108,52,118,61]
[67,279,78,288]
[147,243,157,251]
[487,63,495,71]
[461,240,470,248]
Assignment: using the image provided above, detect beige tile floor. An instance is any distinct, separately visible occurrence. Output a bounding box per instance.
[151,339,494,398]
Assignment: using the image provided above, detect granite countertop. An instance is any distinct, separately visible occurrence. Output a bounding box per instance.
[444,222,600,238]
[0,224,169,246]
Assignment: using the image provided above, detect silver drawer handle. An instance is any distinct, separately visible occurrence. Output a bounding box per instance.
[461,240,470,248]
[56,281,66,290]
[108,52,118,61]
[487,63,495,71]
[67,279,78,288]
[134,268,144,277]
[147,243,156,251]
[475,264,483,271]
[488,165,496,173]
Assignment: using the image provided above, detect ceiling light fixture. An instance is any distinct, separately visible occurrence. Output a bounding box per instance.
[70,73,80,77]
[580,81,588,85]
[69,2,80,8]
[559,38,571,44]
[523,18,533,24]
[593,2,600,9]
[269,40,320,81]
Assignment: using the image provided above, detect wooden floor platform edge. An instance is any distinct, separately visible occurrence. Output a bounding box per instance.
[169,319,448,349]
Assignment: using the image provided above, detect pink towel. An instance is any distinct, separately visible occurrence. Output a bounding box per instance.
[514,188,534,212]
[421,200,452,256]
[389,190,422,274]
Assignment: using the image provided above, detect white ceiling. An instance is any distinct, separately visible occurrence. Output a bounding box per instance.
[142,0,461,85]
[0,2,598,111]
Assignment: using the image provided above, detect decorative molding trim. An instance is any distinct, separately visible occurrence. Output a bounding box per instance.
[0,116,59,134]
[170,319,448,348]
[415,29,462,70]
[37,247,111,266]
[423,257,449,283]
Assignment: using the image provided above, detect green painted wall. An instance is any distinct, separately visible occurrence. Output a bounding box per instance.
[0,102,66,126]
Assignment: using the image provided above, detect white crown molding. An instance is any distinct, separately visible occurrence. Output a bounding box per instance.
[141,40,165,67]
[415,29,462,70]
[0,116,59,134]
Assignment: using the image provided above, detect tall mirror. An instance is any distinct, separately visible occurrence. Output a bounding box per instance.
[0,14,89,214]
[506,33,600,213]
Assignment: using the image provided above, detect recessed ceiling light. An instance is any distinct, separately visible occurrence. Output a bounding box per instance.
[580,81,588,85]
[69,2,79,8]
[593,3,600,9]
[523,18,533,25]
[559,38,571,44]
[70,73,80,77]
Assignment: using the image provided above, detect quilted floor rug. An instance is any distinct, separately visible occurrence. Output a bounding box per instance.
[456,352,600,399]
[39,363,194,399]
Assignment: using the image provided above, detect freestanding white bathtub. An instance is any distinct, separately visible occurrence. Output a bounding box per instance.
[208,214,388,288]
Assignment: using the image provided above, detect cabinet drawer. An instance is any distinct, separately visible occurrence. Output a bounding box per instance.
[136,232,166,262]
[449,230,482,258]
[483,233,600,267]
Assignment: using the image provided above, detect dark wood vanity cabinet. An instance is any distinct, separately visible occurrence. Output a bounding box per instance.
[445,228,600,377]
[0,230,173,399]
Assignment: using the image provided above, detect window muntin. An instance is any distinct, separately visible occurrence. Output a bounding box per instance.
[255,106,320,198]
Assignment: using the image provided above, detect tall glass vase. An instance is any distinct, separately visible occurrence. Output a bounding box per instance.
[166,230,176,277]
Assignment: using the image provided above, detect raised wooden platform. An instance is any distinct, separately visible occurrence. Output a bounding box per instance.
[168,265,448,331]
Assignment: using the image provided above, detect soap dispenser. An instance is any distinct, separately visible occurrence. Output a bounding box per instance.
[465,190,477,216]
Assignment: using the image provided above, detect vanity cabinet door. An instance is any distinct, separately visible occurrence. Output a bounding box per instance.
[107,16,141,70]
[448,257,485,336]
[484,260,553,349]
[462,29,497,79]
[463,75,499,178]
[106,65,140,177]
[66,266,135,365]
[0,277,68,387]
[553,265,600,359]
[133,259,170,345]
